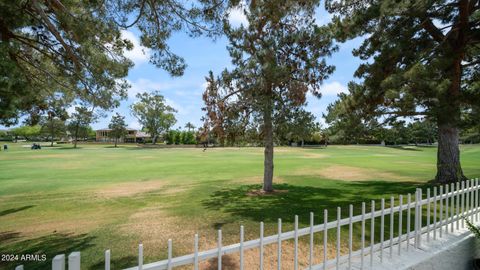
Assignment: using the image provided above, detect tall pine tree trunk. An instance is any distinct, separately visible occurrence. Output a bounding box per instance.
[73,125,78,148]
[263,99,274,192]
[50,118,54,147]
[435,123,465,183]
[435,57,466,184]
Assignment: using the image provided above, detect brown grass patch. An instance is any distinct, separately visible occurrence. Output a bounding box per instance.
[246,189,289,197]
[159,185,191,195]
[19,218,103,236]
[120,208,350,269]
[196,238,347,270]
[301,152,328,159]
[296,165,410,181]
[95,180,167,199]
[118,207,200,256]
[274,148,296,153]
[2,208,120,239]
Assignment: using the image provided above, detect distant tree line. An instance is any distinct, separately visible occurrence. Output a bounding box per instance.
[165,130,197,145]
[323,118,438,145]
[4,123,96,143]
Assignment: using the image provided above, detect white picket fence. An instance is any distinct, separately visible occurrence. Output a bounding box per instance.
[16,178,480,270]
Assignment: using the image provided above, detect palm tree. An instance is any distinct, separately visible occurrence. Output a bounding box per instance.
[185,122,196,132]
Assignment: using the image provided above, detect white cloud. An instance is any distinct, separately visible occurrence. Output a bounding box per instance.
[128,78,207,99]
[321,81,348,96]
[121,30,150,66]
[229,7,248,27]
[128,120,142,130]
[165,98,189,116]
[127,78,164,98]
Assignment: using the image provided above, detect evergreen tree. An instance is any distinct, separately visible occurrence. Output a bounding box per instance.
[108,113,127,147]
[276,108,319,147]
[39,95,69,146]
[0,0,230,125]
[67,107,94,148]
[203,0,336,192]
[326,0,480,183]
[40,118,66,146]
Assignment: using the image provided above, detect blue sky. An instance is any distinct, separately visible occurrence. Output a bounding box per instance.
[8,6,363,131]
[98,6,365,131]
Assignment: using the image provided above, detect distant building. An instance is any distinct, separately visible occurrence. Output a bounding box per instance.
[95,128,150,143]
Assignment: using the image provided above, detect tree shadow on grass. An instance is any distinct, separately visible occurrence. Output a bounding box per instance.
[202,181,429,226]
[385,146,422,151]
[88,255,137,270]
[0,231,21,243]
[0,232,95,270]
[0,205,35,217]
[416,145,436,148]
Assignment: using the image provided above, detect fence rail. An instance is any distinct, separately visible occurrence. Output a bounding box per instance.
[18,178,480,270]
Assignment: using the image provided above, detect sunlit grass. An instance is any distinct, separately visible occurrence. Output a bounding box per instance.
[0,143,479,269]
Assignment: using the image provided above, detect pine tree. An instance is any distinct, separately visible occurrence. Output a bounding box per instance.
[0,0,229,125]
[108,113,127,148]
[67,107,94,148]
[326,0,480,183]
[203,0,336,192]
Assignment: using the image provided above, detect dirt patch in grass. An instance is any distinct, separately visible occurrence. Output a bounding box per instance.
[274,148,297,153]
[301,152,328,159]
[182,238,347,270]
[246,189,289,197]
[296,165,410,181]
[158,185,191,195]
[19,219,103,237]
[120,207,348,270]
[95,180,167,199]
[3,208,120,240]
[395,161,432,167]
[118,207,199,255]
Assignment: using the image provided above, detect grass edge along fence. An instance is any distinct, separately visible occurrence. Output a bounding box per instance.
[17,177,480,270]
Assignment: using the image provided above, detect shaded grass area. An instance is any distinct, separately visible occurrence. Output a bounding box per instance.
[0,143,479,269]
[0,206,35,217]
[202,182,426,225]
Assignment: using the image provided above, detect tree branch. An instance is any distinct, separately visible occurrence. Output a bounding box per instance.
[421,18,445,43]
[31,0,82,72]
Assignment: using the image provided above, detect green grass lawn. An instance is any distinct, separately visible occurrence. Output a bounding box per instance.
[0,143,479,269]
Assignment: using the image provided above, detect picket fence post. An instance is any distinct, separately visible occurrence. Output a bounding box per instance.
[52,254,65,270]
[105,249,111,270]
[68,252,80,270]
